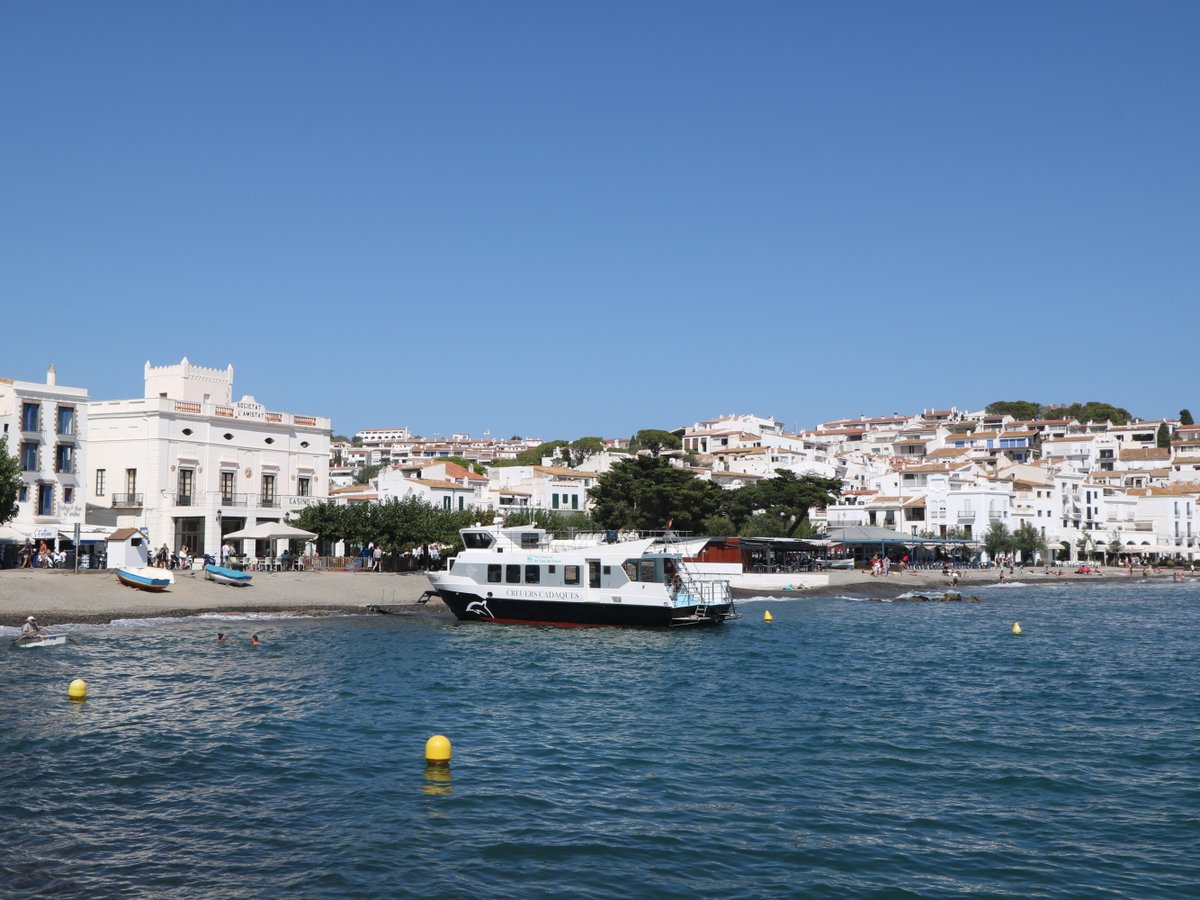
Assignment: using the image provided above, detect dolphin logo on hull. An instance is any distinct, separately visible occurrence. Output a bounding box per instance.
[466,600,495,619]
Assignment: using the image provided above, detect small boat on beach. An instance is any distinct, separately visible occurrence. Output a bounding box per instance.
[426,522,736,628]
[204,564,253,586]
[115,566,175,592]
[12,634,67,649]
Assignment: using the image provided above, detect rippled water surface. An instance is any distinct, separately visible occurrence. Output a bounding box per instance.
[3,580,1198,898]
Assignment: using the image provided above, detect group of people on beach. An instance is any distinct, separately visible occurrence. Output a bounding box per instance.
[18,540,63,569]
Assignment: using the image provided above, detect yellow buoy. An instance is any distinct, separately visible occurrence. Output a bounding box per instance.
[763,610,773,622]
[67,678,87,701]
[425,734,452,765]
[1012,621,1022,635]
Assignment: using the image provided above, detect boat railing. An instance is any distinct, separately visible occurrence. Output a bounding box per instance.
[670,576,732,608]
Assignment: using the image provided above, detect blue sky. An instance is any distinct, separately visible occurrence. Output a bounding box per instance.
[3,2,1197,440]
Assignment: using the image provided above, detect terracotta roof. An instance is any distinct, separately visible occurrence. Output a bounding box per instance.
[109,528,142,541]
[1045,436,1094,443]
[926,447,969,459]
[713,447,768,456]
[1120,448,1170,461]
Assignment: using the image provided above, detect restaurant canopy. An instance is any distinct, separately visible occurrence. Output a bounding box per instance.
[222,522,317,542]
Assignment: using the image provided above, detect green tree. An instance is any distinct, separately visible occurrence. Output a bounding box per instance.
[983,522,1015,560]
[490,440,569,468]
[1157,422,1171,449]
[1106,528,1125,565]
[1181,409,1194,426]
[566,437,606,467]
[500,508,596,533]
[0,436,20,524]
[292,501,350,550]
[588,456,724,532]
[723,470,842,538]
[700,514,737,536]
[354,464,382,485]
[986,400,1042,421]
[628,429,682,457]
[1045,401,1133,425]
[1012,521,1047,563]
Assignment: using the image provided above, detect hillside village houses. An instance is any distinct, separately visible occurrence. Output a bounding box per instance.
[339,407,1195,564]
[3,361,1198,567]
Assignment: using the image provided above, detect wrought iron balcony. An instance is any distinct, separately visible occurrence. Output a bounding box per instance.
[111,493,143,508]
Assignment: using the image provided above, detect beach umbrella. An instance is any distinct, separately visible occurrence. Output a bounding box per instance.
[0,524,27,543]
[222,521,318,560]
[223,522,317,541]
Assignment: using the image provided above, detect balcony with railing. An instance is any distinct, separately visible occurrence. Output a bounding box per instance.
[111,493,144,508]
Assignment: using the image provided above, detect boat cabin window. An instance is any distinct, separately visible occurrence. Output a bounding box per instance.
[548,565,556,574]
[506,564,521,584]
[520,532,540,550]
[525,565,540,584]
[463,532,495,550]
[564,565,580,585]
[588,560,601,588]
[622,559,660,583]
[487,564,501,583]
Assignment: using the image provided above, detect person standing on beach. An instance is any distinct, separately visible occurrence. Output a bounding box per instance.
[19,541,32,568]
[372,544,382,572]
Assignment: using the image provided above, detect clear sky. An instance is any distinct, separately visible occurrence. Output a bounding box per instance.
[3,2,1197,440]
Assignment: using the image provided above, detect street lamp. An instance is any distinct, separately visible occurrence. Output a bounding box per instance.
[215,508,222,565]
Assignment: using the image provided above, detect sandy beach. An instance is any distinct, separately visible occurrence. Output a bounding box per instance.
[0,568,440,627]
[0,563,1166,627]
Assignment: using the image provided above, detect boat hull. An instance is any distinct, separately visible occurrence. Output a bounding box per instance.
[116,567,174,592]
[434,589,731,628]
[14,635,67,648]
[204,564,253,586]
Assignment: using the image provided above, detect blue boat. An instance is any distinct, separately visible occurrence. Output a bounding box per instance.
[116,566,175,592]
[205,564,253,587]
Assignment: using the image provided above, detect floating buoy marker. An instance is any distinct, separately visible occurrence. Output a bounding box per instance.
[764,610,773,622]
[67,678,87,701]
[425,734,452,766]
[1011,621,1022,635]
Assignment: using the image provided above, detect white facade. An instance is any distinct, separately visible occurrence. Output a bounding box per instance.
[85,359,331,559]
[0,366,88,546]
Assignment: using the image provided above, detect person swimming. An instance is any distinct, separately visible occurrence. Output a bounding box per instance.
[250,634,264,646]
[216,633,227,643]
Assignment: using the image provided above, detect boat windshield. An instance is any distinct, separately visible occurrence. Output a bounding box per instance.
[461,531,495,550]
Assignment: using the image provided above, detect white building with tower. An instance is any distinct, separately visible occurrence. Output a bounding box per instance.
[85,359,331,560]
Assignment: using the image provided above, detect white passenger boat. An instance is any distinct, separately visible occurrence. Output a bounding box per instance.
[426,523,736,628]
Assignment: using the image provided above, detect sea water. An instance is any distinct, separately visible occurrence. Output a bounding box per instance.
[2,579,1198,898]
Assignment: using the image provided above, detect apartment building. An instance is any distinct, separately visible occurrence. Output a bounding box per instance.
[0,366,87,547]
